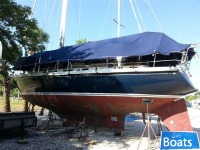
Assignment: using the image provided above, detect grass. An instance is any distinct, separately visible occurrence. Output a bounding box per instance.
[0,97,42,112]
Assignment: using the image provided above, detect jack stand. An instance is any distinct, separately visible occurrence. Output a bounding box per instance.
[66,116,88,139]
[155,116,162,136]
[137,99,158,150]
[28,102,35,112]
[37,110,55,130]
[46,111,55,129]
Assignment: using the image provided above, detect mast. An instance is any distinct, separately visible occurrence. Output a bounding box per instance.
[116,0,122,68]
[59,0,68,47]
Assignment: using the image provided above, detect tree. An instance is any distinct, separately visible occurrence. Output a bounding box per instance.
[0,0,49,112]
[185,91,200,101]
[76,38,87,44]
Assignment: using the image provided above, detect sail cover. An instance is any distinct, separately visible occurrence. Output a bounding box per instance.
[19,32,195,68]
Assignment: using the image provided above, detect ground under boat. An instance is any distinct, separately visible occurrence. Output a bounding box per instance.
[14,32,197,132]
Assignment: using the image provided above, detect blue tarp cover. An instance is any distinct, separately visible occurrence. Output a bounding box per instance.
[21,32,194,67]
[125,115,139,122]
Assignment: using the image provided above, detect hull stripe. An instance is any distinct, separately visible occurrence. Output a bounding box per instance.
[21,92,183,99]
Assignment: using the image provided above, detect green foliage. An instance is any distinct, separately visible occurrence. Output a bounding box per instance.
[0,73,19,97]
[0,0,49,94]
[185,91,200,101]
[76,38,87,44]
[0,0,49,65]
[0,0,49,111]
[10,87,19,97]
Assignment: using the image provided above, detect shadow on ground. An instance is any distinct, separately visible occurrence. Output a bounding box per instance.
[0,111,170,150]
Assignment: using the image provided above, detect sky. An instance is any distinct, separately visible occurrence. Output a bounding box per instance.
[15,0,200,90]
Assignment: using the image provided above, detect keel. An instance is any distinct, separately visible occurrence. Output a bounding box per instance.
[154,99,192,131]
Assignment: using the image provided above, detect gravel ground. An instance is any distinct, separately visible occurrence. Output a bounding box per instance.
[0,107,199,150]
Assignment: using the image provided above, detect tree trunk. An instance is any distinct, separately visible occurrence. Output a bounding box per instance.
[3,75,11,112]
[1,61,11,112]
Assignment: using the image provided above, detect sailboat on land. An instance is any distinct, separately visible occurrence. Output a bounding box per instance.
[14,0,197,132]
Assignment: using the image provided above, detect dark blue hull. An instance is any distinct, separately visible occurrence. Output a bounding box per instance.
[13,69,196,131]
[15,70,196,95]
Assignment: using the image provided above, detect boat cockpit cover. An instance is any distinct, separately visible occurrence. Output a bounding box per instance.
[20,32,195,68]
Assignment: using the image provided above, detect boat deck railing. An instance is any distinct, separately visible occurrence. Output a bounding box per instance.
[16,50,191,75]
[26,58,185,75]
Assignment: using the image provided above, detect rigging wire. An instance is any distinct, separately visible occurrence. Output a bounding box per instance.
[133,0,147,32]
[98,0,112,40]
[112,0,117,38]
[50,0,62,49]
[193,43,200,62]
[145,0,164,32]
[43,0,47,31]
[74,0,82,41]
[46,0,56,50]
[43,0,52,32]
[24,0,37,56]
[129,0,142,33]
[121,0,126,36]
[78,0,82,40]
[43,0,55,49]
[29,0,37,19]
[117,0,120,37]
[48,0,56,30]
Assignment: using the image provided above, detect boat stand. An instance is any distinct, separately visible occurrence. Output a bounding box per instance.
[28,102,35,112]
[137,99,158,150]
[37,110,55,130]
[155,116,162,136]
[66,116,88,139]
